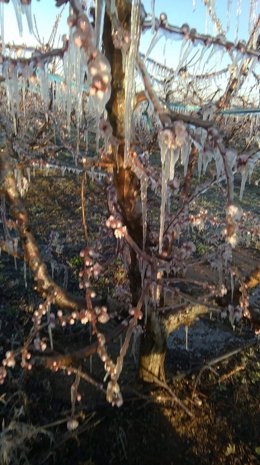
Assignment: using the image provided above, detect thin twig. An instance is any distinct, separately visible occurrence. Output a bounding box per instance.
[81,171,88,243]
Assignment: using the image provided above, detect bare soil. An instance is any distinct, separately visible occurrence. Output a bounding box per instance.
[0,167,259,465]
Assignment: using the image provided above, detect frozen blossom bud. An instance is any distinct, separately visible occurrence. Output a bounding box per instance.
[181,23,190,35]
[160,12,168,24]
[99,118,113,139]
[5,351,16,368]
[92,263,102,277]
[226,204,242,222]
[67,14,77,28]
[158,129,175,149]
[49,313,56,329]
[174,121,188,147]
[98,307,109,324]
[34,337,41,351]
[129,307,143,320]
[67,418,79,431]
[114,227,125,239]
[106,381,123,407]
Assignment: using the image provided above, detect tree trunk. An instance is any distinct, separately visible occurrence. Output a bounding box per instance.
[104,5,209,384]
[139,310,166,382]
[139,304,209,382]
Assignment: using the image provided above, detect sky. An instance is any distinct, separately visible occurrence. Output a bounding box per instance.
[1,0,259,48]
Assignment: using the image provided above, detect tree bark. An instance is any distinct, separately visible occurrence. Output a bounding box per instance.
[139,304,208,382]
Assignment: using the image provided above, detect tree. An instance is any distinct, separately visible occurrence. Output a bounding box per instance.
[0,0,260,422]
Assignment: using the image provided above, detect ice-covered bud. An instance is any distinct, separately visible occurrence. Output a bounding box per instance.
[160,12,168,24]
[99,118,113,139]
[5,351,16,368]
[80,315,89,324]
[237,40,246,52]
[77,14,91,33]
[174,121,188,147]
[106,381,123,407]
[106,215,117,229]
[67,14,77,28]
[34,337,41,351]
[114,225,127,239]
[221,309,228,319]
[67,418,79,431]
[181,23,190,35]
[92,263,102,278]
[41,341,47,351]
[73,31,85,48]
[129,307,143,320]
[219,285,227,296]
[190,28,197,37]
[97,332,106,346]
[226,204,242,222]
[98,307,109,324]
[226,234,237,247]
[112,26,130,50]
[49,312,56,329]
[158,129,175,149]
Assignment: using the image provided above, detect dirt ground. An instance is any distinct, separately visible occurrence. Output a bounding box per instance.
[0,167,259,465]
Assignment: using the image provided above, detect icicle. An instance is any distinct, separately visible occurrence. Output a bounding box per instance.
[96,116,100,151]
[159,140,171,253]
[169,148,180,181]
[141,175,148,250]
[235,0,242,42]
[23,260,27,289]
[226,0,232,33]
[21,2,33,34]
[231,271,234,302]
[0,2,5,48]
[95,0,105,50]
[21,76,26,118]
[12,0,23,36]
[85,129,88,153]
[47,306,54,351]
[144,29,163,62]
[185,325,189,351]
[124,0,141,165]
[38,66,49,109]
[13,238,18,270]
[14,168,22,194]
[26,167,31,184]
[144,295,148,325]
[181,141,191,176]
[51,261,55,279]
[176,39,193,75]
[151,0,155,32]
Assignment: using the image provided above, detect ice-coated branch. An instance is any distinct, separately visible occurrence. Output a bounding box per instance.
[142,16,260,61]
[0,132,85,312]
[0,45,66,71]
[137,55,213,129]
